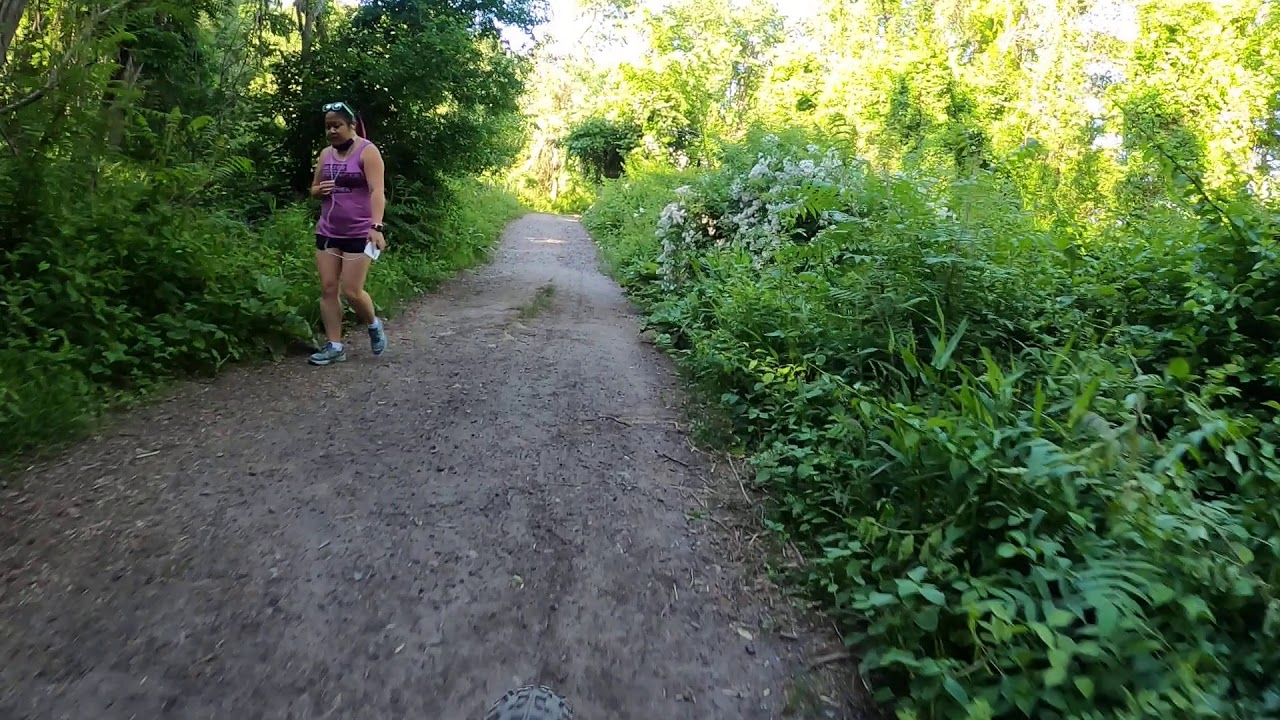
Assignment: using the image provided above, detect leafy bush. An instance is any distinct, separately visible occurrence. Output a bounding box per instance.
[270,0,530,195]
[0,160,523,461]
[564,116,643,181]
[506,166,598,216]
[0,0,534,464]
[581,155,697,281]
[585,134,1280,719]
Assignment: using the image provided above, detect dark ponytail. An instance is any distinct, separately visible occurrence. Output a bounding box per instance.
[354,113,368,139]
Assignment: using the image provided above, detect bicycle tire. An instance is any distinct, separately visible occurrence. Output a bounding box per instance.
[483,685,573,720]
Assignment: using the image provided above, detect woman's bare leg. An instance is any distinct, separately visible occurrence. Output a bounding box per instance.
[339,253,377,325]
[316,249,344,343]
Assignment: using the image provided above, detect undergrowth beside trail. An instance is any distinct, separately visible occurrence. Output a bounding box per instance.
[584,130,1280,719]
[1,0,538,468]
[0,176,523,464]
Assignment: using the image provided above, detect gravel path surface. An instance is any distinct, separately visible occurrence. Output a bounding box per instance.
[0,213,811,719]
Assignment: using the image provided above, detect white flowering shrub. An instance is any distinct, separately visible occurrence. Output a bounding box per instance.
[655,134,868,284]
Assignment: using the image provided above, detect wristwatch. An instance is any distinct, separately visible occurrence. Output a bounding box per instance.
[371,223,386,232]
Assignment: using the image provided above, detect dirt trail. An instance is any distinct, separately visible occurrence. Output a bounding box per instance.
[0,214,811,719]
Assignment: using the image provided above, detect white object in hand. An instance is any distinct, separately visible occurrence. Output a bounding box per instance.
[364,240,381,260]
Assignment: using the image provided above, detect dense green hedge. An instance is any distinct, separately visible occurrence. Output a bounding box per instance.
[585,130,1280,720]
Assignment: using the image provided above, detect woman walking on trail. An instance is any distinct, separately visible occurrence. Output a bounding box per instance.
[308,101,389,366]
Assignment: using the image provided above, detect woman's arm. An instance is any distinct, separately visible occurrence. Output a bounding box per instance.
[363,143,386,227]
[309,149,330,197]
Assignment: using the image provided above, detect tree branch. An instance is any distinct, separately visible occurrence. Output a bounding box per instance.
[0,84,42,114]
[0,0,130,115]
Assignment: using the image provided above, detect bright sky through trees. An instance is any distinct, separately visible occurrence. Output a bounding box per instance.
[509,0,820,54]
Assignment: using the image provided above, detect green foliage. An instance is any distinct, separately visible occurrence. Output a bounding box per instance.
[564,115,641,181]
[528,0,1279,223]
[559,2,1280,715]
[509,167,597,216]
[617,0,785,162]
[587,132,1280,719]
[500,44,603,214]
[0,168,522,460]
[1,0,533,463]
[271,0,532,194]
[584,155,696,279]
[503,0,788,185]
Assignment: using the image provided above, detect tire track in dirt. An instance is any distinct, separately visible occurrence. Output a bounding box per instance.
[0,213,813,719]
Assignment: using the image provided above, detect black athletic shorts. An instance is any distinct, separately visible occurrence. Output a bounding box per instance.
[315,234,367,254]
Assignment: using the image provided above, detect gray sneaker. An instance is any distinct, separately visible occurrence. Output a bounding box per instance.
[369,322,387,355]
[308,342,346,366]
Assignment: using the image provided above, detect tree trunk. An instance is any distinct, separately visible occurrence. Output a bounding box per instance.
[105,44,142,147]
[294,0,326,64]
[0,0,28,71]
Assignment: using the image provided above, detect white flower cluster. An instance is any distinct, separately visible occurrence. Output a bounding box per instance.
[654,136,858,285]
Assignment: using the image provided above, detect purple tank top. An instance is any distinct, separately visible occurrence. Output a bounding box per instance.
[316,139,374,238]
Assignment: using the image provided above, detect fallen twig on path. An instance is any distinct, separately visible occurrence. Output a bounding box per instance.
[725,457,752,506]
[700,513,736,537]
[809,651,853,669]
[658,450,689,467]
[685,435,710,456]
